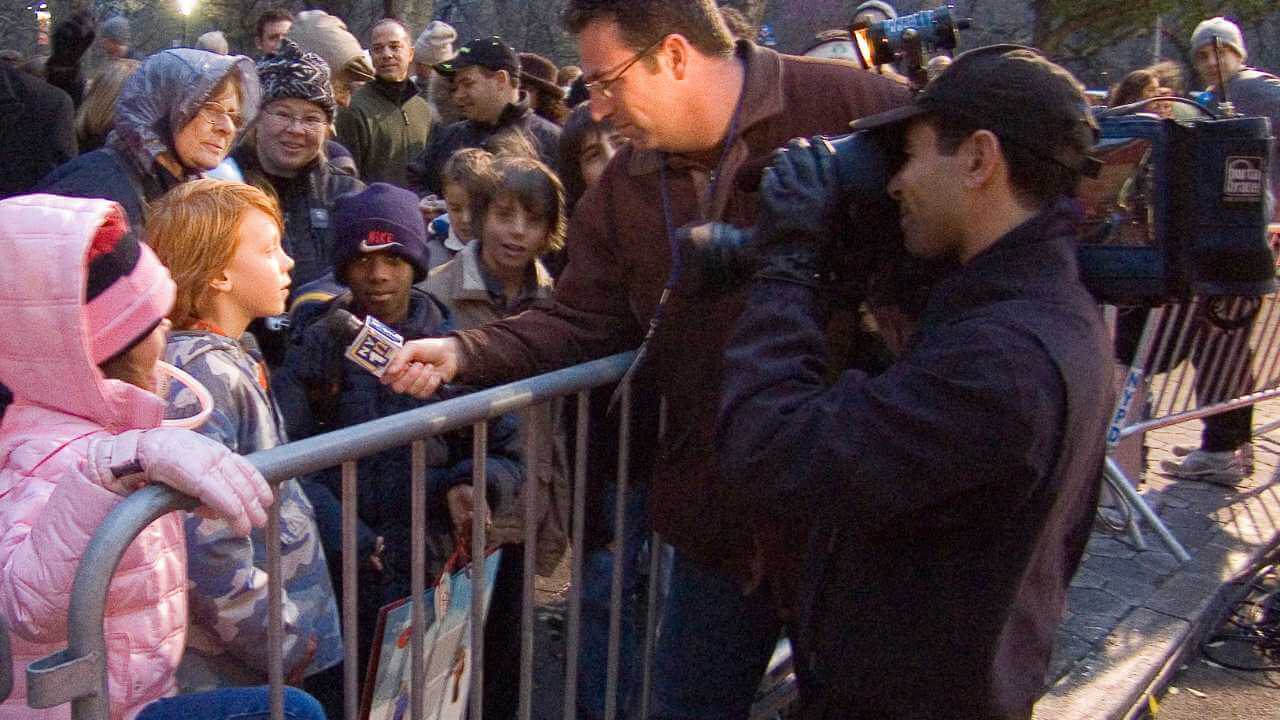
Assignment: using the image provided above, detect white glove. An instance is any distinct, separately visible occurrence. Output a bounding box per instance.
[86,428,273,537]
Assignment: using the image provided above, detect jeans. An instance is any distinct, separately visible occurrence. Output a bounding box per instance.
[650,550,781,720]
[136,686,326,720]
[578,482,650,720]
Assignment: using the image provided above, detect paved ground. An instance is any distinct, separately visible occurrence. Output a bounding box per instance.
[1034,401,1280,720]
[1147,561,1280,720]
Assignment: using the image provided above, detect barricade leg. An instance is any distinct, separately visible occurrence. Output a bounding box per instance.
[1104,457,1190,562]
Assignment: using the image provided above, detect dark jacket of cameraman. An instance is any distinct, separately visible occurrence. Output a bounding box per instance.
[444,40,910,586]
[717,201,1112,719]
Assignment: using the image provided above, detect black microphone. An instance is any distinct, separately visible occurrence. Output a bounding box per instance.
[325,308,404,377]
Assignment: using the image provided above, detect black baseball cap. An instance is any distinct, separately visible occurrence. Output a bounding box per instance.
[850,45,1100,175]
[435,36,520,77]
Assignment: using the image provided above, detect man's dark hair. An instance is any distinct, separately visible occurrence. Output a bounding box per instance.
[926,113,1082,206]
[563,0,734,58]
[255,9,293,40]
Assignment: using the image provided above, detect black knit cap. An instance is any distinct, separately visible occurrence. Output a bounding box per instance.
[256,38,337,120]
[850,45,1100,175]
[435,36,520,77]
[332,183,430,283]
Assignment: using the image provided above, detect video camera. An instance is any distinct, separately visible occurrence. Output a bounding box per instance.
[851,6,968,88]
[687,12,1275,312]
[1077,101,1276,303]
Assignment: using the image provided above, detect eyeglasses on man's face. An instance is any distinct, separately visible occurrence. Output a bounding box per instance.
[584,37,664,100]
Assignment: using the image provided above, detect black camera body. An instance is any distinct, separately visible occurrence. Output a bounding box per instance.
[1078,112,1275,304]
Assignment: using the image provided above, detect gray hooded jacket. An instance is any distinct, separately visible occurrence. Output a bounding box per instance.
[37,49,260,227]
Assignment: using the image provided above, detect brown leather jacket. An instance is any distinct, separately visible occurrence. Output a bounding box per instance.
[451,41,910,587]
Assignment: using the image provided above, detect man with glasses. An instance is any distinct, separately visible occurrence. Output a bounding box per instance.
[234,38,364,291]
[382,2,908,718]
[407,36,561,196]
[335,18,433,188]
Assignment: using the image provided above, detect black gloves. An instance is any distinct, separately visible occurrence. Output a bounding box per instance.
[673,136,845,296]
[754,136,843,287]
[674,221,757,297]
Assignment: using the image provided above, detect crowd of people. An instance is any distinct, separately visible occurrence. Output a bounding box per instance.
[0,2,1277,720]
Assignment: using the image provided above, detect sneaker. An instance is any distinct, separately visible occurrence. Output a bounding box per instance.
[1169,443,1255,476]
[1160,449,1245,486]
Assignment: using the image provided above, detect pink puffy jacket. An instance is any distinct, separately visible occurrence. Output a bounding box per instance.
[0,195,187,720]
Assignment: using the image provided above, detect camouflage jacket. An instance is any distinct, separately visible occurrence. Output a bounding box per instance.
[164,330,342,691]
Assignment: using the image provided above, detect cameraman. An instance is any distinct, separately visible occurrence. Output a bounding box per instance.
[716,47,1113,719]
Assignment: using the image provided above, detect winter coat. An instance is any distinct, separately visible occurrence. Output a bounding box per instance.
[425,243,569,574]
[273,288,523,586]
[717,202,1112,718]
[445,40,911,584]
[423,238,555,329]
[0,64,76,199]
[406,93,562,196]
[232,141,366,290]
[334,78,434,187]
[0,195,187,720]
[163,330,341,691]
[36,49,260,228]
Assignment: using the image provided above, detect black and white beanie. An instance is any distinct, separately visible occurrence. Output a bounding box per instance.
[256,38,336,119]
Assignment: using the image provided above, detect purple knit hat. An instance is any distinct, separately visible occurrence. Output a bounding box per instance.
[332,183,430,283]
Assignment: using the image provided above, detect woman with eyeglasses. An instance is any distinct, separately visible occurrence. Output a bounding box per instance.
[230,39,365,293]
[36,48,260,230]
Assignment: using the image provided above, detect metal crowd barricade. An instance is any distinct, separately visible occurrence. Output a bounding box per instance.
[21,350,799,720]
[1103,287,1280,562]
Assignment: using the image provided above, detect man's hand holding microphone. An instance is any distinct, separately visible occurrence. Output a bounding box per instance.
[379,337,463,399]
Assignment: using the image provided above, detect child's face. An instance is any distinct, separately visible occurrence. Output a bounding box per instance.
[102,319,172,392]
[219,208,294,321]
[347,251,415,324]
[578,128,624,190]
[443,182,474,241]
[480,193,550,281]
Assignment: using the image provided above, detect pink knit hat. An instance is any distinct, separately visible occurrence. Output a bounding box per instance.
[84,208,176,364]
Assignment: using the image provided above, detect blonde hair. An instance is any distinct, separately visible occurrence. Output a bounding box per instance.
[147,179,284,329]
[75,58,141,150]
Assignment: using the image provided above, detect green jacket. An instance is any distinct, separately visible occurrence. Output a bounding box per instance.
[335,78,433,188]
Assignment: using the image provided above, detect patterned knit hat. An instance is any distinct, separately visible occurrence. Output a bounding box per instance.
[333,184,430,283]
[86,207,176,365]
[256,38,336,119]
